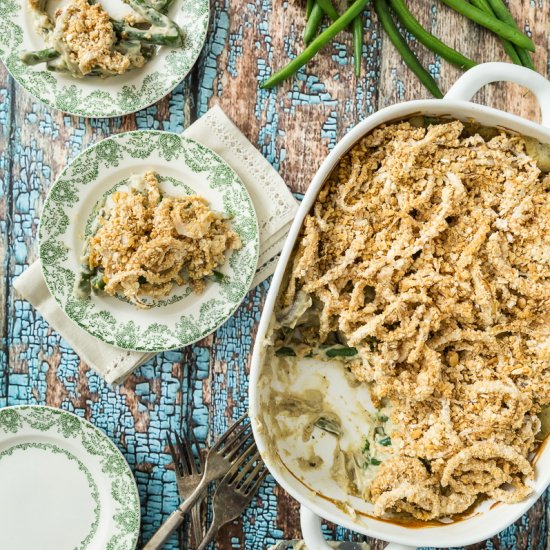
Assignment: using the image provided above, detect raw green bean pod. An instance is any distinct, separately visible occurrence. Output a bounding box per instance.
[351,13,363,76]
[374,0,443,98]
[304,2,325,44]
[438,0,535,51]
[262,0,370,88]
[306,0,315,19]
[316,0,340,21]
[485,0,534,69]
[470,0,521,66]
[389,0,476,70]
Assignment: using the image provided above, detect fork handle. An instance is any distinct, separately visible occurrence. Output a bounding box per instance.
[142,508,186,549]
[196,521,217,550]
[143,479,207,549]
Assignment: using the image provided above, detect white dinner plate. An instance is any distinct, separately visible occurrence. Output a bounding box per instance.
[0,405,140,550]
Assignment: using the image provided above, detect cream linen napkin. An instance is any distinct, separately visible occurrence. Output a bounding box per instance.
[14,105,298,385]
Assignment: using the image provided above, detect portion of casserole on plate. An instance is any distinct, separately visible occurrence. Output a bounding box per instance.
[268,118,550,521]
[22,0,184,78]
[78,171,241,308]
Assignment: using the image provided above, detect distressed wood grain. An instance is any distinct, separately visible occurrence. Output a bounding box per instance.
[1,1,550,549]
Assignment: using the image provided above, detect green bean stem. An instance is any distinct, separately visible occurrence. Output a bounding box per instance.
[486,0,535,69]
[306,0,315,19]
[352,13,363,76]
[263,0,369,88]
[389,0,476,70]
[19,47,59,66]
[304,2,324,44]
[375,0,443,98]
[470,0,521,65]
[438,0,535,51]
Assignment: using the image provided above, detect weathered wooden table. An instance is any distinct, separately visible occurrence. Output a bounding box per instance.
[1,1,549,548]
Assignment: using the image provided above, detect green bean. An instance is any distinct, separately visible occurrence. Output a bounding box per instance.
[112,20,183,46]
[438,0,535,51]
[314,417,343,436]
[370,457,382,465]
[121,0,184,46]
[275,346,297,356]
[304,2,324,45]
[352,12,363,76]
[420,457,432,473]
[118,39,156,61]
[123,0,167,25]
[208,270,226,283]
[378,436,392,446]
[389,0,476,70]
[306,0,315,19]
[486,0,535,69]
[470,0,521,66]
[262,0,370,88]
[91,272,106,290]
[374,0,443,98]
[317,0,339,20]
[19,47,59,66]
[325,346,358,357]
[514,42,534,70]
[316,0,363,77]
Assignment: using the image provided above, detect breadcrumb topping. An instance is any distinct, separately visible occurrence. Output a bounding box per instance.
[282,120,550,520]
[87,171,241,308]
[52,0,143,76]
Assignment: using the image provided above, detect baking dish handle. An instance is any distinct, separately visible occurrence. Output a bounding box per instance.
[300,505,416,550]
[444,62,550,127]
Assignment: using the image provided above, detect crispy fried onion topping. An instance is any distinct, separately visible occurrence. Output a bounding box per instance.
[87,171,241,307]
[441,442,533,503]
[280,120,550,520]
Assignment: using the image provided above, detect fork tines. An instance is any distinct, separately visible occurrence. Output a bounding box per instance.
[211,413,251,451]
[224,442,268,495]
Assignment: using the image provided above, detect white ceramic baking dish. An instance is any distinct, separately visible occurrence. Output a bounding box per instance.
[249,62,550,549]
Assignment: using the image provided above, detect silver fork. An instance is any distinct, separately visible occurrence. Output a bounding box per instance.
[196,444,268,550]
[166,430,204,546]
[143,414,253,549]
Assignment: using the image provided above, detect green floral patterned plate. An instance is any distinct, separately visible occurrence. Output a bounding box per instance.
[0,406,140,550]
[0,0,208,117]
[39,130,260,352]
